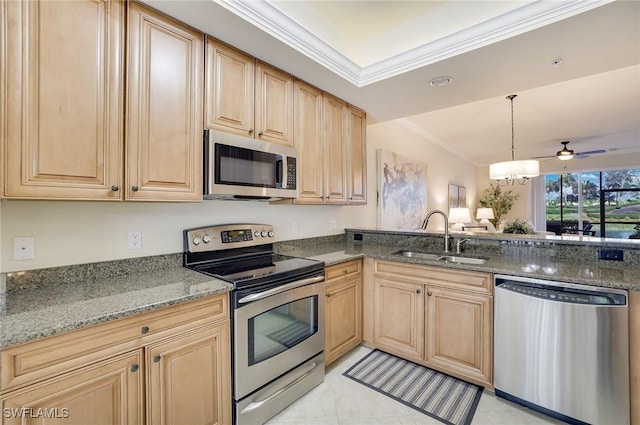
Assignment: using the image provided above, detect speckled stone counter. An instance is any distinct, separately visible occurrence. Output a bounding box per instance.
[0,258,232,349]
[275,232,640,291]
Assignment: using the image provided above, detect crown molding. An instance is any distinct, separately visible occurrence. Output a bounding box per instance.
[214,0,613,87]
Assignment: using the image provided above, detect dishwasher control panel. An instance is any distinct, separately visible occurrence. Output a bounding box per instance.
[496,279,627,306]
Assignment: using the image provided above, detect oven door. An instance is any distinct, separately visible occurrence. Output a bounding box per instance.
[233,275,325,400]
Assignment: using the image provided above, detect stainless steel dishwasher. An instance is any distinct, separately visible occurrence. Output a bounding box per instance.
[494,275,629,425]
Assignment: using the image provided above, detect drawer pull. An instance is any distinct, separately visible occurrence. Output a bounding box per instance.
[416,289,421,294]
[110,185,119,192]
[326,293,331,298]
[131,185,139,192]
[428,291,433,297]
[343,269,348,274]
[153,355,161,363]
[141,326,150,334]
[130,364,139,372]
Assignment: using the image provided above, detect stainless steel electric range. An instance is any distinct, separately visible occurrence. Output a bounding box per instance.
[183,224,325,425]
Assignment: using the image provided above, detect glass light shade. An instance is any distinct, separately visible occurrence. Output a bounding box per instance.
[557,151,574,161]
[489,160,539,180]
[449,207,471,224]
[476,208,495,222]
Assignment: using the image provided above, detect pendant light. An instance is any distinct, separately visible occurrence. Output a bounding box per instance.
[489,95,539,185]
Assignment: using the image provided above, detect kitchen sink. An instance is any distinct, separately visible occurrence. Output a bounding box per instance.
[391,250,487,265]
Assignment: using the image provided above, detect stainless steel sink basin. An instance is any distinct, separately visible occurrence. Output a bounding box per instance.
[391,251,487,265]
[437,255,487,265]
[393,251,442,261]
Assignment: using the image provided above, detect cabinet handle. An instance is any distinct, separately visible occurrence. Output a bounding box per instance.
[416,289,421,294]
[428,292,433,297]
[258,131,264,136]
[131,185,139,192]
[342,269,348,274]
[248,129,254,135]
[110,185,119,192]
[130,364,139,372]
[326,293,331,298]
[141,326,149,334]
[153,355,161,363]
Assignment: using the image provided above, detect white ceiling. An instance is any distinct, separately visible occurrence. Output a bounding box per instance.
[142,0,640,168]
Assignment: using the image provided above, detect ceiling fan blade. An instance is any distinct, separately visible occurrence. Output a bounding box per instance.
[531,154,556,159]
[575,149,606,156]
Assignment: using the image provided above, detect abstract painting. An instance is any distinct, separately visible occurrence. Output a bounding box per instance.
[377,149,428,229]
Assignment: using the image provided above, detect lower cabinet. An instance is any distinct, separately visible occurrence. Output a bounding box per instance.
[147,322,230,425]
[325,259,362,365]
[373,277,424,363]
[370,260,493,388]
[0,294,231,425]
[1,351,143,425]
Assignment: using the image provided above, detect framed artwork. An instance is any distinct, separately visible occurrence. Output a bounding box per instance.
[377,149,428,229]
[449,183,466,209]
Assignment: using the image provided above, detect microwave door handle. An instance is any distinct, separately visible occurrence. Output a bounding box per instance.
[238,275,324,304]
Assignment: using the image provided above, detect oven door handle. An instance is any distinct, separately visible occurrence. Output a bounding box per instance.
[238,275,324,304]
[240,361,320,414]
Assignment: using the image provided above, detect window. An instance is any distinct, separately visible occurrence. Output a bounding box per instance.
[544,168,640,238]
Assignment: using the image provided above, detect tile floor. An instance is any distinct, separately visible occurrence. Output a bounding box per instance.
[266,345,565,425]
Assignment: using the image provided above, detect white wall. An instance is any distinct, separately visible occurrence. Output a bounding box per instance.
[1,119,479,273]
[366,120,479,231]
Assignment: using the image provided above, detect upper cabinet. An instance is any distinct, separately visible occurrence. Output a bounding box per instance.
[126,2,204,201]
[346,105,367,204]
[205,39,294,146]
[294,82,367,205]
[3,0,124,200]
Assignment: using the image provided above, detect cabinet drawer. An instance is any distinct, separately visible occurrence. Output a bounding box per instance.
[1,294,228,393]
[325,259,362,282]
[374,260,492,294]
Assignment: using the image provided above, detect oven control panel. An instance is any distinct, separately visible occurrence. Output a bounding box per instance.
[184,224,275,253]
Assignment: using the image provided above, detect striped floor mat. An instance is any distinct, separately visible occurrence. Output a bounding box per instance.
[343,349,483,425]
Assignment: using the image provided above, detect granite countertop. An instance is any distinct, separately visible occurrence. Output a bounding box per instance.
[3,235,639,350]
[0,266,232,349]
[280,242,640,291]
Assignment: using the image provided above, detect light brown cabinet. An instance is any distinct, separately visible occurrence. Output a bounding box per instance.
[126,2,204,202]
[325,260,362,365]
[0,351,143,425]
[147,322,231,425]
[2,0,124,200]
[346,106,367,204]
[2,0,204,202]
[205,38,294,146]
[370,260,493,388]
[0,295,231,425]
[293,82,367,205]
[373,276,425,363]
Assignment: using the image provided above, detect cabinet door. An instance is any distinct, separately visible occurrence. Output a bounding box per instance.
[255,62,294,146]
[425,287,493,387]
[346,105,367,204]
[0,351,142,425]
[326,274,362,365]
[3,0,123,200]
[126,3,203,201]
[147,322,231,425]
[323,94,347,204]
[373,277,424,362]
[205,38,255,136]
[293,80,324,204]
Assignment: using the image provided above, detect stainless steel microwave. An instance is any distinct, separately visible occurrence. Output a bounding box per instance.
[204,130,298,201]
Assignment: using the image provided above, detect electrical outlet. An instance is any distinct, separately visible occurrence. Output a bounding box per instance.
[291,222,298,235]
[13,237,35,260]
[329,220,337,231]
[128,231,142,249]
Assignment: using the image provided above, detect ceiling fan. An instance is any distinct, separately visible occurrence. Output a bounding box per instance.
[532,141,606,161]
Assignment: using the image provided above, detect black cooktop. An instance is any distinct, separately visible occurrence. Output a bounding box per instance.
[191,253,324,288]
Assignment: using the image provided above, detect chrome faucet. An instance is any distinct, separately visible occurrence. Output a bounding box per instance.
[421,209,451,253]
[456,238,471,254]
